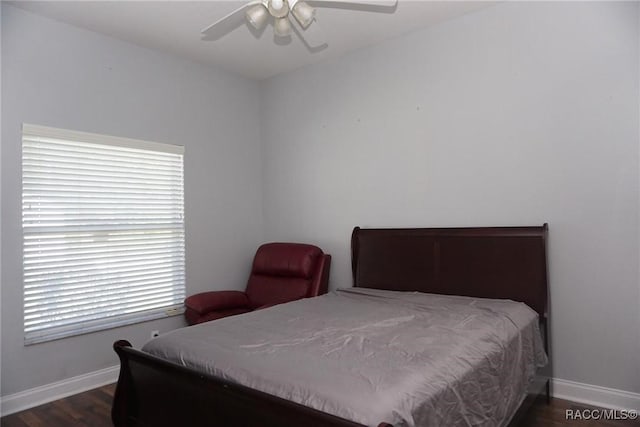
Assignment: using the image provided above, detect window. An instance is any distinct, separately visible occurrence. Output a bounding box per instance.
[22,124,185,344]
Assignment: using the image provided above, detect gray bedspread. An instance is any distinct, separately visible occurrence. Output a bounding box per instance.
[143,287,547,427]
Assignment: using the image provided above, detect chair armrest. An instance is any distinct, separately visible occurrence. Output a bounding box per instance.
[184,291,249,315]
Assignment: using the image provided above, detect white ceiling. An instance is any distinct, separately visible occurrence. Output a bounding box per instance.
[10,0,496,80]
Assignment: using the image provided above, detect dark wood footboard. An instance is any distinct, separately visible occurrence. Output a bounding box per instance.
[112,340,392,427]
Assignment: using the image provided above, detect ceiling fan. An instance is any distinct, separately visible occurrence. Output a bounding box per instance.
[201,0,398,49]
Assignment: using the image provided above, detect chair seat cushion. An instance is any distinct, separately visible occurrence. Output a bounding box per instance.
[184,290,250,314]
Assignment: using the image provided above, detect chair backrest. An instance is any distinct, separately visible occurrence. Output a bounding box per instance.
[245,243,331,309]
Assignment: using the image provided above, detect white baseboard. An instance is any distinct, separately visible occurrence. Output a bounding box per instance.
[552,378,640,412]
[0,365,119,417]
[1,370,638,417]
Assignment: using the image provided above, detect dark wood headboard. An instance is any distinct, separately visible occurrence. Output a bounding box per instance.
[351,225,549,316]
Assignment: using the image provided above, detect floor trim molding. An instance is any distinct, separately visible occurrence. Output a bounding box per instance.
[0,365,119,416]
[2,370,639,417]
[552,378,640,412]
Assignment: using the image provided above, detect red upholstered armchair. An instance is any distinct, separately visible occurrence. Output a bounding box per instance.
[184,243,331,325]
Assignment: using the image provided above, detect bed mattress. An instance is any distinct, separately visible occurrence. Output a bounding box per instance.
[143,287,547,427]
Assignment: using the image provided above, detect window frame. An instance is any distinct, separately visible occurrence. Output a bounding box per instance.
[21,123,186,345]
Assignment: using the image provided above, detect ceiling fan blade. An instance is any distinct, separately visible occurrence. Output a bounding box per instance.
[308,0,397,12]
[291,17,328,52]
[201,1,262,40]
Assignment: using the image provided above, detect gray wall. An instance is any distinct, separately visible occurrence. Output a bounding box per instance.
[0,3,3,398]
[1,5,264,395]
[260,1,640,394]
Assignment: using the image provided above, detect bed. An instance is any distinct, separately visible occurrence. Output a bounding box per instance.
[112,225,551,427]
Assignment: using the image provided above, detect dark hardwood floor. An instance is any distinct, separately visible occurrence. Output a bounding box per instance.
[1,384,114,427]
[1,383,638,427]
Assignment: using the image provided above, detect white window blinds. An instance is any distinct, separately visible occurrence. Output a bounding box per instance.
[22,124,185,345]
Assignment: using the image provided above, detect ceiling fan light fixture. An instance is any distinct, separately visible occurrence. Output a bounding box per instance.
[268,0,289,18]
[245,4,269,30]
[292,2,315,29]
[246,4,269,30]
[274,17,292,37]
